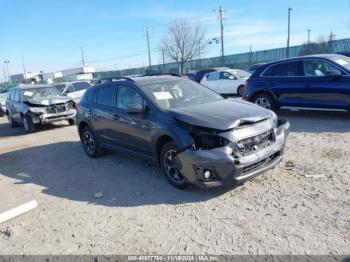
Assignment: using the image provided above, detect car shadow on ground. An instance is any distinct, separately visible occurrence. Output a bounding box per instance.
[0,141,229,207]
[0,120,70,137]
[278,110,350,133]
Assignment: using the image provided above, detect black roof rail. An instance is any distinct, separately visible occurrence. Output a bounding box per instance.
[95,77,135,84]
[140,73,181,77]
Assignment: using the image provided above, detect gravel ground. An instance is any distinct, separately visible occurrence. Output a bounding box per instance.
[0,111,349,255]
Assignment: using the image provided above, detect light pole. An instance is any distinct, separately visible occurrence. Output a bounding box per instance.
[3,60,11,83]
[286,7,292,58]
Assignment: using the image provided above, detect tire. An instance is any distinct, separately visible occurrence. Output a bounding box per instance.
[68,118,76,125]
[0,109,3,117]
[81,126,103,158]
[160,141,190,189]
[7,112,18,128]
[22,114,35,133]
[252,93,276,112]
[237,85,246,97]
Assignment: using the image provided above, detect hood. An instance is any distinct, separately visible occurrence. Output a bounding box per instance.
[25,96,72,106]
[168,98,273,130]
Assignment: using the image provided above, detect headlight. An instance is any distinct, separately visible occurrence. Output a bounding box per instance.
[29,107,46,114]
[270,112,278,128]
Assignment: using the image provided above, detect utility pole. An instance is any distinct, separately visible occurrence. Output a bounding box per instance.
[145,27,152,69]
[81,45,85,67]
[286,7,292,58]
[216,6,225,66]
[307,29,311,45]
[3,60,11,83]
[2,66,6,83]
[161,47,166,72]
[21,55,27,84]
[329,31,336,42]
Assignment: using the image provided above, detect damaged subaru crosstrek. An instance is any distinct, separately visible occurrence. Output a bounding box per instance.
[76,75,290,189]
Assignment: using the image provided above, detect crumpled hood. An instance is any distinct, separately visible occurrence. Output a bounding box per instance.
[168,98,273,130]
[26,96,72,106]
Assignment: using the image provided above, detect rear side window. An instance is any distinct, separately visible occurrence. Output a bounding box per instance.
[263,61,304,77]
[96,83,115,107]
[84,87,95,102]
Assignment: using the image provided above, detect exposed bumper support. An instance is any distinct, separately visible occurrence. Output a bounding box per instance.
[31,109,76,124]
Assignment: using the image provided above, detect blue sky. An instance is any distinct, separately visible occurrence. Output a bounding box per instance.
[0,0,349,78]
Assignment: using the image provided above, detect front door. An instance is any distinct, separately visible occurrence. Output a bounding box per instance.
[108,83,154,156]
[302,59,350,110]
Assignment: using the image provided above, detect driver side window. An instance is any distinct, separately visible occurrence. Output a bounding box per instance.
[117,85,143,110]
[220,72,235,80]
[303,60,340,76]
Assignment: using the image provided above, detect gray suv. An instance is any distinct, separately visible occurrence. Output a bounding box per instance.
[76,75,290,189]
[6,85,77,133]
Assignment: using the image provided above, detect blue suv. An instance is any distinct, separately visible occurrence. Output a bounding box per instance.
[244,54,350,112]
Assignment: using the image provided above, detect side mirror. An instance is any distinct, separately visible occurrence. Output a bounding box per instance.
[327,70,342,79]
[126,103,144,114]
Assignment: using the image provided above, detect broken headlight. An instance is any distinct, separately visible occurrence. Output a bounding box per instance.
[194,132,229,150]
[29,107,46,114]
[269,112,278,128]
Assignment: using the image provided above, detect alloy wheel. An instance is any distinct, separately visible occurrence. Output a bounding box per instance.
[255,97,271,110]
[163,149,184,184]
[83,130,96,155]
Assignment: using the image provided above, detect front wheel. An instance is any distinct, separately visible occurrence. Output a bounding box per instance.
[67,118,76,125]
[253,93,276,112]
[22,115,35,133]
[160,141,190,189]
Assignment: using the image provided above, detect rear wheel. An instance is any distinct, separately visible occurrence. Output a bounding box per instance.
[237,85,246,97]
[7,112,18,127]
[253,93,276,111]
[81,126,103,158]
[22,115,35,133]
[160,141,190,189]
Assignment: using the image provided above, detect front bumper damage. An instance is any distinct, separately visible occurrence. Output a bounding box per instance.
[176,119,290,188]
[30,109,77,124]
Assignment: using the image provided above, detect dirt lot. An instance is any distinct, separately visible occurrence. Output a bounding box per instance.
[0,111,349,255]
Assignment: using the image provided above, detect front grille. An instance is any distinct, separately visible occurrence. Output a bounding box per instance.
[237,130,275,156]
[46,104,67,114]
[242,153,279,175]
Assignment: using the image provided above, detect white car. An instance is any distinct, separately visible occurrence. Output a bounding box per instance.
[54,81,92,102]
[200,69,251,96]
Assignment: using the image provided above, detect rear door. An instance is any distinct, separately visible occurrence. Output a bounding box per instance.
[262,60,307,108]
[302,59,350,110]
[89,83,117,141]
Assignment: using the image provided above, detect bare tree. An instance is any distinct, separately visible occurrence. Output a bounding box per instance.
[160,20,206,74]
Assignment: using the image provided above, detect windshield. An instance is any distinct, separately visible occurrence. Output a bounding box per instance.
[53,84,66,93]
[22,87,62,100]
[229,69,251,79]
[73,82,91,91]
[140,79,223,110]
[330,56,350,71]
